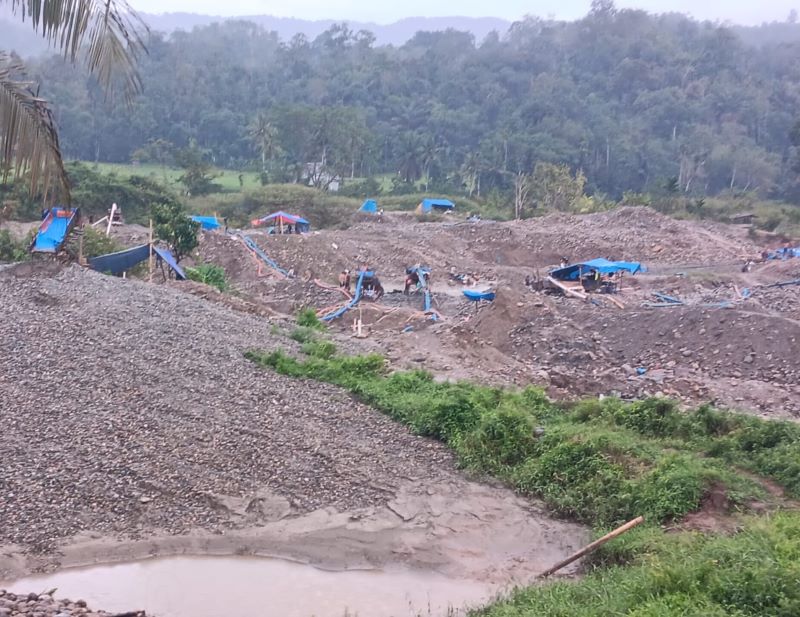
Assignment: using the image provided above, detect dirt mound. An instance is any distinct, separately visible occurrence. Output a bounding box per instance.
[0,265,461,554]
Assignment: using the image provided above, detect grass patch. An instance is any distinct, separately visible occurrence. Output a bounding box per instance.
[246,350,798,526]
[185,262,228,291]
[474,512,800,616]
[245,348,800,616]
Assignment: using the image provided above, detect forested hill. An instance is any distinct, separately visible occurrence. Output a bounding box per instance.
[27,4,800,202]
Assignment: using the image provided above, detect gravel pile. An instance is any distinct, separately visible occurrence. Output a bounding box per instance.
[0,590,139,617]
[0,263,455,554]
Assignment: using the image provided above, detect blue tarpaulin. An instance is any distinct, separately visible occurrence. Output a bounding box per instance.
[191,216,221,230]
[359,199,378,213]
[417,198,455,214]
[88,244,151,275]
[31,207,79,253]
[89,244,185,279]
[550,258,644,281]
[153,246,186,280]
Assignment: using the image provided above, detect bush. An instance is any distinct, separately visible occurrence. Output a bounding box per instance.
[457,405,538,471]
[78,226,120,259]
[185,263,227,291]
[0,229,29,262]
[289,327,318,344]
[301,340,337,359]
[297,307,325,330]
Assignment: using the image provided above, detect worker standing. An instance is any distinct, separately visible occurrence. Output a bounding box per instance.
[339,269,351,293]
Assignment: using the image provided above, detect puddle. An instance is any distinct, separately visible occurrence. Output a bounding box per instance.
[2,556,499,617]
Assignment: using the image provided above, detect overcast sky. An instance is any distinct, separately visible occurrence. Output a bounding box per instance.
[128,0,798,25]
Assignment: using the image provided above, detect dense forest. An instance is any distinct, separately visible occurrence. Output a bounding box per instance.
[22,1,800,204]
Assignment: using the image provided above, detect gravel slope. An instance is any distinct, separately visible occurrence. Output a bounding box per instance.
[0,263,455,553]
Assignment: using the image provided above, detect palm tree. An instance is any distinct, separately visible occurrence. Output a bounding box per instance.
[248,112,279,172]
[1,1,147,203]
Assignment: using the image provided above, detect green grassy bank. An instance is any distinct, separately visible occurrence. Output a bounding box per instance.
[246,340,800,616]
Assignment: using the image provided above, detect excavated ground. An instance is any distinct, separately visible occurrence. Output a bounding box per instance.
[179,207,800,420]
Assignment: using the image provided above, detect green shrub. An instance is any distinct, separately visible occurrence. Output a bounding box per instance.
[457,405,538,471]
[512,439,629,522]
[630,455,706,522]
[301,340,337,359]
[185,263,227,291]
[612,398,683,438]
[79,226,120,259]
[297,307,325,330]
[0,229,29,262]
[289,327,318,344]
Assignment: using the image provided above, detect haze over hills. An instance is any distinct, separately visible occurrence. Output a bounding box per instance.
[0,12,511,56]
[141,13,512,45]
[4,7,800,58]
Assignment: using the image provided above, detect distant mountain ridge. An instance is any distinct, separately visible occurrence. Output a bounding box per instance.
[3,9,800,58]
[139,13,512,45]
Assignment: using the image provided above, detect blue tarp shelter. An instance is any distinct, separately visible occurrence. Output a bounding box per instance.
[416,198,455,214]
[359,199,378,213]
[252,211,310,233]
[190,216,221,231]
[550,258,644,281]
[88,244,185,279]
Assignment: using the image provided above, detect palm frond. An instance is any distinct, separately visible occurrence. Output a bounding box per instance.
[0,52,69,201]
[6,0,148,101]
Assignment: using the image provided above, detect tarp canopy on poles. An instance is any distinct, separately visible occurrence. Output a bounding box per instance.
[549,258,644,281]
[251,211,310,232]
[88,244,185,279]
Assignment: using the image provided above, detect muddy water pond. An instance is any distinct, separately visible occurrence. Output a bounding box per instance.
[3,556,499,617]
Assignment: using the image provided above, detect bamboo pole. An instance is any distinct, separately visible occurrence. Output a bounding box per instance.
[148,218,154,283]
[537,516,644,579]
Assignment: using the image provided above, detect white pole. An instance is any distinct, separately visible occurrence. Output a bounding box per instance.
[106,203,117,237]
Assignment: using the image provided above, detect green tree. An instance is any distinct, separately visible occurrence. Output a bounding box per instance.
[530,162,587,212]
[175,144,220,196]
[248,112,280,173]
[152,202,199,263]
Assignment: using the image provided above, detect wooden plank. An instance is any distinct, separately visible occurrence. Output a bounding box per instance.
[547,276,587,300]
[606,295,625,309]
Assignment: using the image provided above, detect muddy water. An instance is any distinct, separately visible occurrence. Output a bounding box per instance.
[3,556,499,617]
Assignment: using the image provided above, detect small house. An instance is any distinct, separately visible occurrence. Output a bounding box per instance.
[730,213,758,226]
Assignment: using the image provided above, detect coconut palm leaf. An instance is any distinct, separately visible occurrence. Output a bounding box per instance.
[1,0,148,201]
[0,52,67,200]
[6,0,147,99]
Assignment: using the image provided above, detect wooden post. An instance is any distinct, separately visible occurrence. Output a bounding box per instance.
[148,218,154,283]
[537,516,644,579]
[78,229,84,266]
